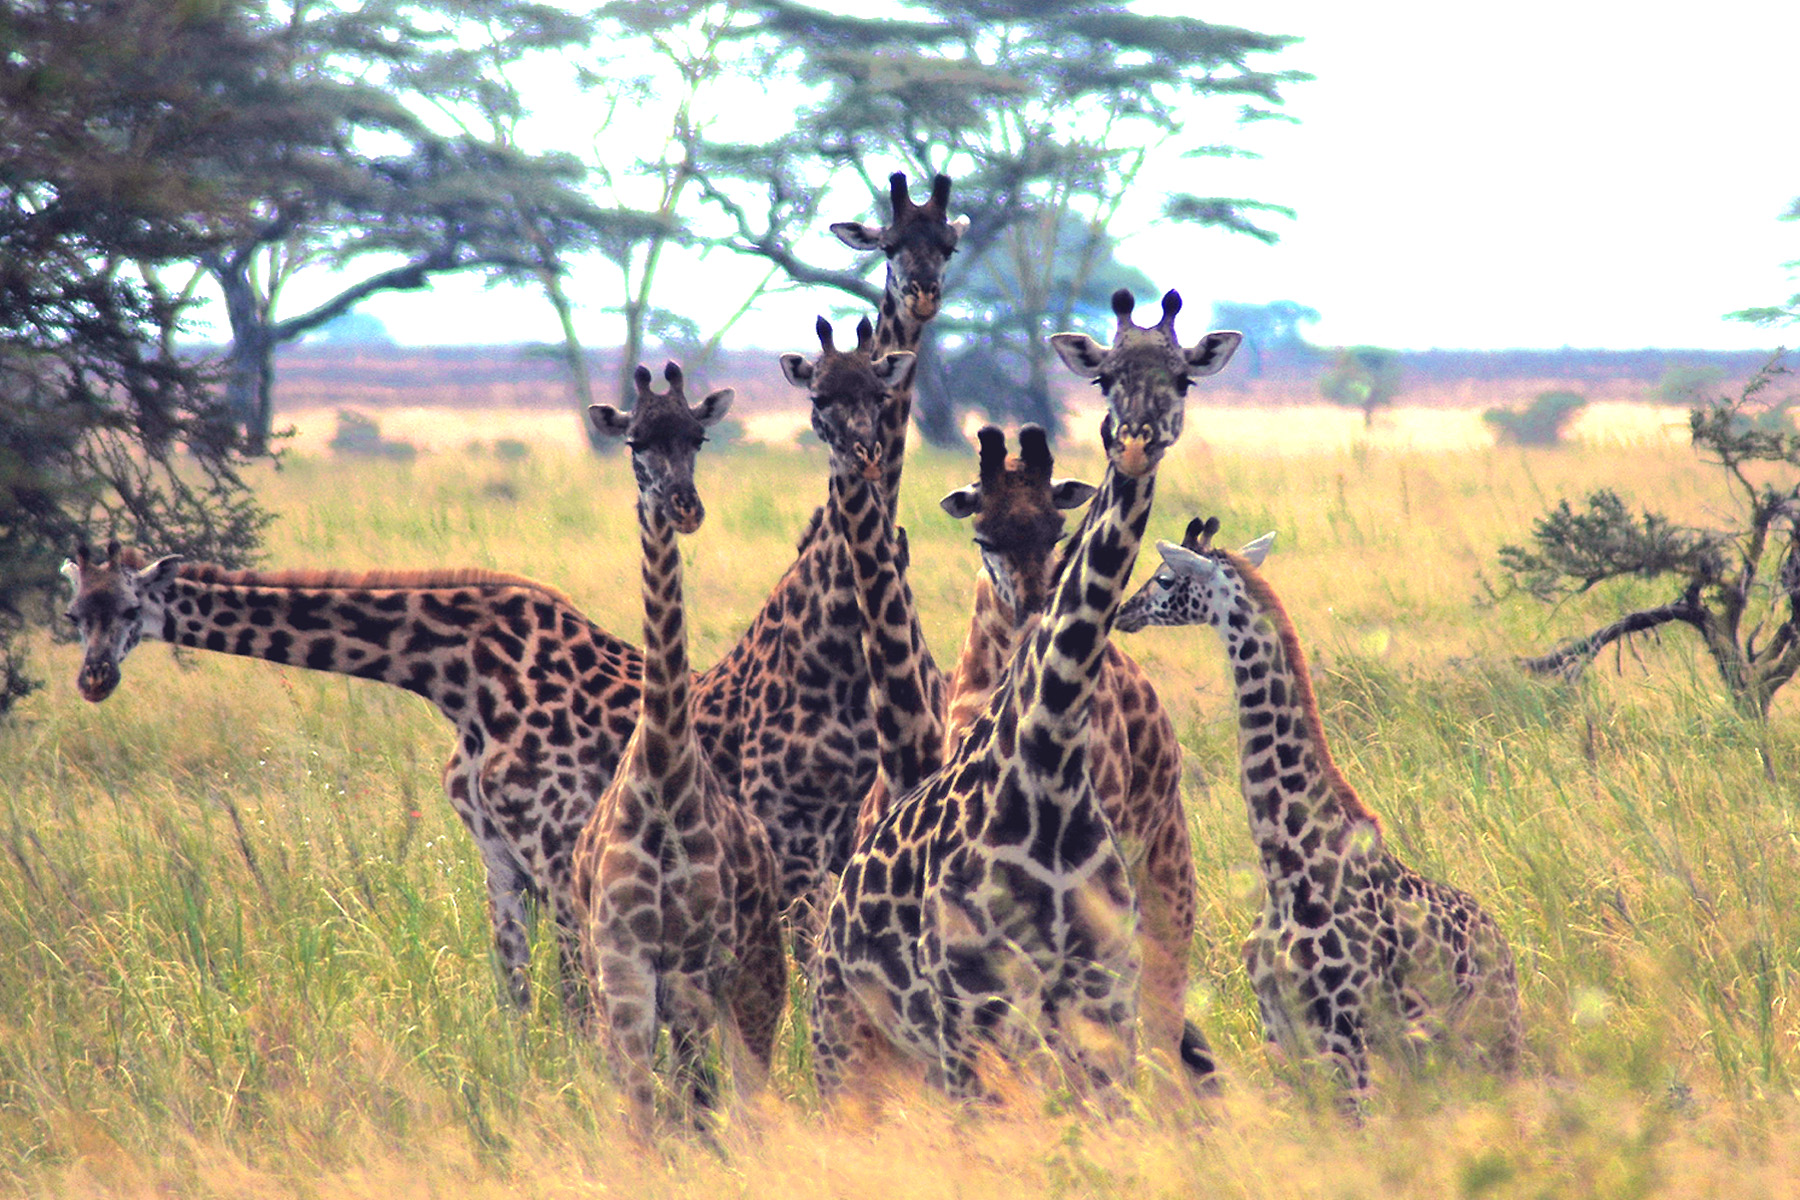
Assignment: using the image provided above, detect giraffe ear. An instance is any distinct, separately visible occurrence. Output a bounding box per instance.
[1239,531,1276,567]
[1184,330,1243,377]
[830,221,885,252]
[779,353,814,390]
[1049,332,1108,378]
[137,554,185,594]
[59,558,80,593]
[948,215,970,244]
[872,350,916,392]
[1155,540,1215,581]
[939,484,981,520]
[1050,478,1097,510]
[692,388,735,427]
[588,404,631,439]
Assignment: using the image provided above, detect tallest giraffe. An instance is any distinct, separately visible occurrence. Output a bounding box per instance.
[812,289,1243,1100]
[831,171,968,521]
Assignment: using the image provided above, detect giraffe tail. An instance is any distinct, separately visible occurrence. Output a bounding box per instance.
[1179,1019,1223,1094]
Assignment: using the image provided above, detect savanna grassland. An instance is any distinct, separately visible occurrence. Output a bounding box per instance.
[5,397,1800,1198]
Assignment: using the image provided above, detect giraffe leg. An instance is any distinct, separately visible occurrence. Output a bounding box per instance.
[665,979,722,1130]
[479,842,537,1010]
[551,892,596,1029]
[724,889,787,1088]
[808,954,864,1101]
[1134,807,1203,1089]
[597,941,662,1136]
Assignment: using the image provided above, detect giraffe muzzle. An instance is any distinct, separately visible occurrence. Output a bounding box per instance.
[77,660,120,703]
[856,443,885,481]
[905,286,940,321]
[1113,430,1156,477]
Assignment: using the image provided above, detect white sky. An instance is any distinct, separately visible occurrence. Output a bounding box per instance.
[269,1,1799,353]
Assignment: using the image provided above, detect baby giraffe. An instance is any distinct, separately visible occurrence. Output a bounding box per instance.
[1116,518,1521,1099]
[571,363,786,1137]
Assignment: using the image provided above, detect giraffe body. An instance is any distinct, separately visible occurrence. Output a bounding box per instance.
[64,541,644,1014]
[1117,519,1522,1096]
[812,290,1241,1101]
[571,364,785,1135]
[920,425,1214,1085]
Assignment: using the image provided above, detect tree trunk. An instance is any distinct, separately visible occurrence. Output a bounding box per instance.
[212,257,278,454]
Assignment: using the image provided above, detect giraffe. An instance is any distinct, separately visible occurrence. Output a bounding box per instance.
[830,169,968,520]
[63,540,647,1016]
[757,315,920,940]
[570,363,785,1136]
[810,288,1241,1102]
[1115,518,1522,1098]
[923,424,1218,1086]
[685,175,960,929]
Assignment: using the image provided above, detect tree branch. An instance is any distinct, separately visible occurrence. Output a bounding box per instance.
[1520,602,1700,678]
[267,249,458,342]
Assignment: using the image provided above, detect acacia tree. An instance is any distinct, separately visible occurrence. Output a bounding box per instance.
[1211,299,1320,378]
[1318,344,1403,428]
[1,0,276,716]
[188,0,608,453]
[694,0,1304,443]
[1496,354,1800,721]
[1729,194,1799,329]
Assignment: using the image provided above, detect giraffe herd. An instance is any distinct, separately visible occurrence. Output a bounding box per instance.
[60,170,1521,1134]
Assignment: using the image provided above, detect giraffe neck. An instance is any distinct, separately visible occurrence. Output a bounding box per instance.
[832,470,942,795]
[138,566,560,707]
[1217,579,1383,868]
[633,500,695,758]
[1007,465,1156,782]
[873,282,927,521]
[945,570,1020,747]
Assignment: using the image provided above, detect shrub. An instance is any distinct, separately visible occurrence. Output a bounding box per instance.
[329,410,417,461]
[1484,390,1588,447]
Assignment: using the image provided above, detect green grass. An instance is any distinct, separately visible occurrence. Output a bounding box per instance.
[4,427,1799,1196]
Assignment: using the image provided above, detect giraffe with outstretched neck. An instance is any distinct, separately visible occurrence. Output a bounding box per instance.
[1116,518,1522,1099]
[571,363,785,1136]
[62,540,646,1016]
[811,289,1241,1102]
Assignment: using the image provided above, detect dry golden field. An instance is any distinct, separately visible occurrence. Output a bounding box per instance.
[6,382,1800,1197]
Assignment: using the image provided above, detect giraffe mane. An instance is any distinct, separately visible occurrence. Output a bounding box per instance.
[1224,550,1385,833]
[113,547,584,610]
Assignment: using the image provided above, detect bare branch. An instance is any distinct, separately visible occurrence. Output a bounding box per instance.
[1519,602,1700,679]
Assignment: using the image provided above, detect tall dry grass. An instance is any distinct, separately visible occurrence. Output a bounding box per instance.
[3,407,1798,1197]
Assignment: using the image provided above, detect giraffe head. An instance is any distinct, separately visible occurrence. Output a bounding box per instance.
[781,316,915,486]
[590,361,734,534]
[831,172,968,324]
[1049,289,1242,477]
[61,539,184,702]
[1114,516,1276,634]
[939,424,1096,620]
